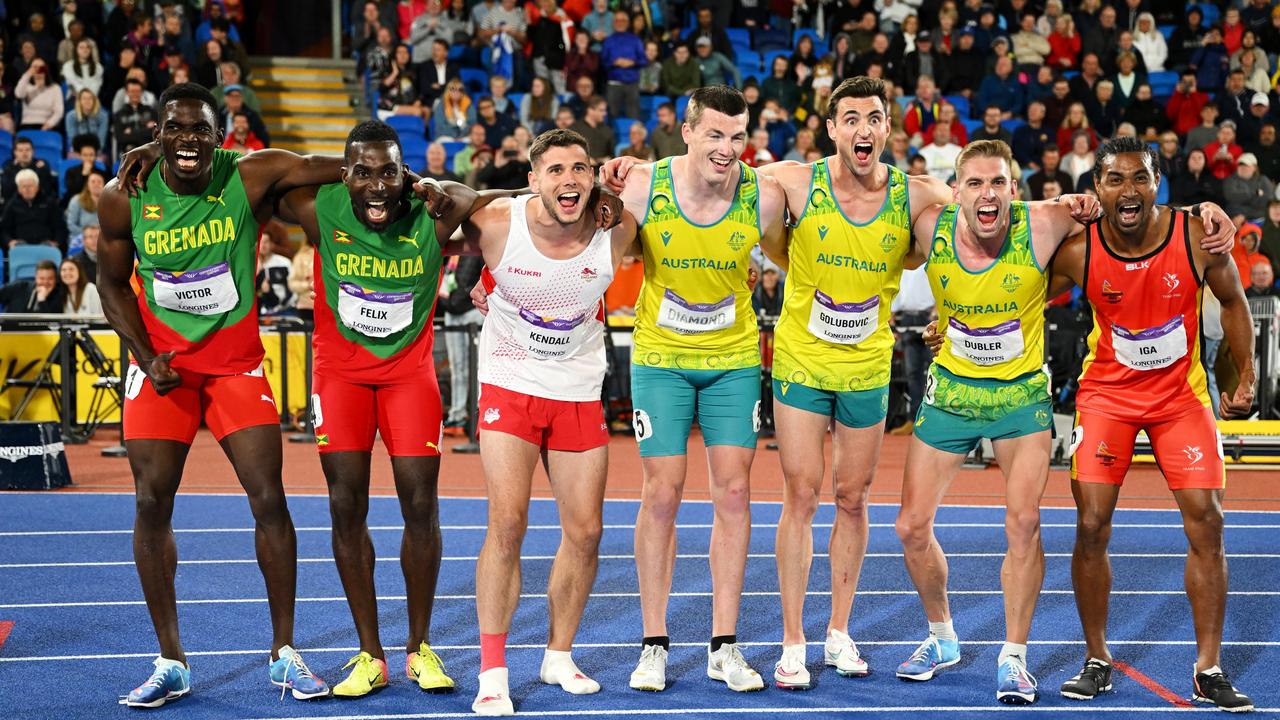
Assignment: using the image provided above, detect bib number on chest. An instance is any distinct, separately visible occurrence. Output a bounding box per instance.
[808,291,878,345]
[656,289,735,334]
[516,308,590,359]
[946,317,1024,366]
[337,282,413,337]
[153,262,239,315]
[1111,316,1187,371]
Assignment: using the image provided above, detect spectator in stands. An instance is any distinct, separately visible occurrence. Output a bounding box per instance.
[879,130,912,171]
[219,87,269,147]
[57,20,96,67]
[1224,154,1274,219]
[124,14,158,70]
[785,128,817,163]
[256,237,294,317]
[476,135,530,190]
[1246,261,1278,298]
[1191,27,1229,93]
[761,98,797,159]
[1260,201,1280,276]
[926,103,968,146]
[0,260,65,313]
[553,106,575,130]
[112,67,155,114]
[660,43,700,97]
[63,135,102,203]
[420,142,458,182]
[152,45,189,95]
[692,35,738,87]
[1156,131,1184,183]
[65,90,109,156]
[1169,6,1206,68]
[790,34,819,80]
[1216,70,1251,126]
[1124,83,1167,140]
[741,128,776,167]
[207,17,250,73]
[1234,222,1268,289]
[601,10,645,122]
[26,14,59,67]
[196,39,225,87]
[222,112,266,154]
[213,62,259,113]
[517,76,557,134]
[1,170,66,251]
[580,0,612,48]
[901,30,940,94]
[478,0,527,82]
[452,123,488,176]
[417,40,458,107]
[685,7,734,61]
[1167,72,1209,137]
[59,257,101,316]
[409,0,454,63]
[918,123,961,183]
[985,35,1013,76]
[527,0,569,93]
[1251,123,1280,183]
[1,137,57,200]
[926,12,954,58]
[1043,76,1073,132]
[1058,102,1099,154]
[903,75,941,145]
[1087,80,1123,137]
[619,121,654,161]
[971,105,1012,145]
[1222,7,1246,55]
[474,96,514,148]
[1084,4,1120,68]
[104,0,139,57]
[431,79,474,141]
[63,39,102,100]
[375,46,425,121]
[1236,42,1270,96]
[565,74,595,119]
[1012,100,1053,169]
[288,236,314,324]
[15,59,64,132]
[1172,148,1225,206]
[1186,103,1222,152]
[73,223,99,285]
[831,32,857,84]
[1132,13,1167,71]
[361,26,395,91]
[112,78,156,158]
[942,29,983,98]
[11,38,37,82]
[651,101,685,160]
[1070,54,1105,105]
[637,41,662,95]
[856,33,897,83]
[752,266,783,316]
[100,46,134,107]
[908,155,928,176]
[1238,93,1273,148]
[1114,31,1149,74]
[565,30,600,96]
[1063,131,1096,190]
[1027,145,1073,200]
[1012,12,1050,76]
[1109,52,1146,108]
[352,1,391,62]
[571,95,615,162]
[977,56,1025,120]
[760,56,800,115]
[159,14,196,69]
[1205,121,1245,180]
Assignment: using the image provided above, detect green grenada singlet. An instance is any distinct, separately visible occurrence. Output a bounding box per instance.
[312,183,442,383]
[633,156,762,370]
[129,148,262,374]
[773,159,911,391]
[926,202,1047,381]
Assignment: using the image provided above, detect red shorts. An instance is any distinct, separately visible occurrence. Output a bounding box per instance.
[1070,405,1226,491]
[478,383,608,452]
[311,372,443,456]
[122,363,279,443]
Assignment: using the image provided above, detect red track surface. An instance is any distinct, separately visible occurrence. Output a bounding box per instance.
[62,429,1279,511]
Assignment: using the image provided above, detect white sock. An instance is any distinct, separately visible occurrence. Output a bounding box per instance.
[539,649,601,695]
[1088,657,1110,667]
[928,620,957,641]
[999,642,1028,666]
[473,666,511,711]
[1199,664,1223,676]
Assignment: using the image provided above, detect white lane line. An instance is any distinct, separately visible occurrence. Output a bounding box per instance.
[232,706,1253,719]
[3,552,1278,570]
[5,522,1280,537]
[2,639,1278,663]
[5,589,1280,610]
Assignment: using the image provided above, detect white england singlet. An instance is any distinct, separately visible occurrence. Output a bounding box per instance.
[478,194,614,401]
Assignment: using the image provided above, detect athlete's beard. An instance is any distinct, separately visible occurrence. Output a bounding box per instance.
[539,193,585,227]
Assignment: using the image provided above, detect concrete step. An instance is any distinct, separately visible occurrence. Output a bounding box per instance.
[274,128,352,141]
[252,66,347,82]
[250,78,348,93]
[276,140,346,155]
[260,102,359,116]
[268,117,361,132]
[258,91,354,106]
[250,55,354,70]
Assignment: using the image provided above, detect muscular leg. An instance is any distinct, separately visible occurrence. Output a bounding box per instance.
[544,447,608,651]
[991,432,1051,645]
[394,455,443,652]
[707,445,755,636]
[896,437,967,623]
[320,451,382,657]
[1070,480,1121,663]
[826,420,884,637]
[634,454,687,637]
[475,431,540,636]
[221,425,295,658]
[773,403,828,646]
[128,439,190,663]
[1173,488,1228,673]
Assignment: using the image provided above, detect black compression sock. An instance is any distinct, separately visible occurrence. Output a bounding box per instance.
[710,634,737,653]
[643,635,670,651]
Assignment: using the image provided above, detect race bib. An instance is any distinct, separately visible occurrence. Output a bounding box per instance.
[516,308,590,359]
[946,317,1024,366]
[337,282,413,337]
[152,262,239,315]
[1111,316,1187,371]
[808,291,878,344]
[656,289,735,334]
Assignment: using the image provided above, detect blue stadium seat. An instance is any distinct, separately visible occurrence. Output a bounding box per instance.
[385,115,427,140]
[57,159,106,196]
[447,43,465,61]
[8,244,61,282]
[753,27,789,53]
[1148,71,1178,98]
[18,130,62,163]
[1001,118,1027,134]
[459,68,488,95]
[1158,24,1175,41]
[736,50,763,76]
[1197,3,1219,26]
[793,28,826,52]
[961,118,984,134]
[400,139,427,174]
[732,42,753,62]
[441,140,466,166]
[645,117,660,135]
[1063,70,1080,80]
[675,95,691,120]
[614,141,630,157]
[613,117,639,140]
[726,28,750,49]
[944,95,970,119]
[896,95,914,112]
[507,92,525,115]
[639,95,669,121]
[1156,178,1169,205]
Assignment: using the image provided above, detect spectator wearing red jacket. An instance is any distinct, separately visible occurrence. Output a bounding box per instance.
[903,75,944,142]
[222,112,265,153]
[1047,14,1082,70]
[1166,71,1210,136]
[1203,121,1244,180]
[925,103,969,146]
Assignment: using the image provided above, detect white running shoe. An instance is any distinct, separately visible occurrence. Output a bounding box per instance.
[471,667,514,716]
[539,652,600,695]
[773,644,812,690]
[629,645,668,692]
[825,629,870,677]
[707,643,764,692]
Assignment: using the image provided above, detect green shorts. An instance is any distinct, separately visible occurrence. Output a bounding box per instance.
[913,364,1052,455]
[773,379,889,429]
[631,365,761,457]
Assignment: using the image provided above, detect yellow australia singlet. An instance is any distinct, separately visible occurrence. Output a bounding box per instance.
[633,156,762,369]
[772,159,911,391]
[926,202,1047,380]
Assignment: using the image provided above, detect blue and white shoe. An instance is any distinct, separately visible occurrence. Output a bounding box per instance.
[123,657,191,708]
[996,654,1039,705]
[896,636,960,681]
[269,645,330,700]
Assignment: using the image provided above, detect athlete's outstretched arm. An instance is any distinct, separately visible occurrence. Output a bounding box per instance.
[236,149,346,213]
[97,181,181,395]
[1194,222,1256,418]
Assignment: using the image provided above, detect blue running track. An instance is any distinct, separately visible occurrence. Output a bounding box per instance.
[0,493,1276,718]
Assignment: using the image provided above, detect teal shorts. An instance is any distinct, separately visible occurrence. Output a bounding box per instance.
[772,379,889,429]
[913,364,1053,455]
[631,365,761,457]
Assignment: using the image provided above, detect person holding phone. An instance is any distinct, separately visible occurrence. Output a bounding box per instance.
[16,58,65,132]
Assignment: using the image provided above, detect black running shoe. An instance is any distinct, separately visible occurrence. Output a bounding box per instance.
[1193,670,1255,713]
[1060,659,1113,700]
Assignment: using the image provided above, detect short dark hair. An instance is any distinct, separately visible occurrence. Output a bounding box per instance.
[657,102,675,114]
[587,94,607,110]
[345,119,402,158]
[984,104,1002,113]
[210,17,230,32]
[158,82,219,117]
[125,78,144,89]
[686,85,747,127]
[14,136,32,148]
[72,133,100,152]
[35,259,57,274]
[1093,135,1159,180]
[433,38,449,50]
[827,77,890,122]
[528,128,590,167]
[477,95,495,106]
